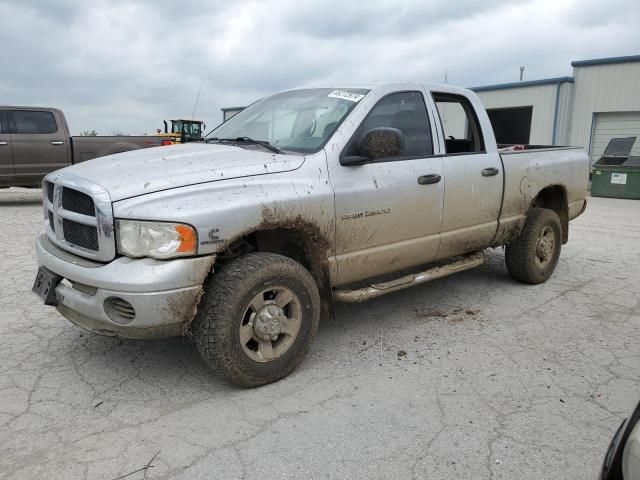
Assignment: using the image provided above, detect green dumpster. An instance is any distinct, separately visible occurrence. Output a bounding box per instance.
[591,137,640,199]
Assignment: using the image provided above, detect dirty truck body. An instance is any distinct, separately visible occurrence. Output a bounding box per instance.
[0,106,165,188]
[34,82,589,386]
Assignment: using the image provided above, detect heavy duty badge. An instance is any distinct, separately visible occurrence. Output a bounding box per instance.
[341,208,391,220]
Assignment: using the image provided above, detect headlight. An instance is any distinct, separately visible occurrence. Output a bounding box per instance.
[116,220,197,259]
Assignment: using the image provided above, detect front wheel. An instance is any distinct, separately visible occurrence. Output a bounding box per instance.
[193,252,320,388]
[505,208,562,284]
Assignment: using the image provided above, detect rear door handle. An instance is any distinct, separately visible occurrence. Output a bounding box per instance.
[482,167,499,177]
[50,141,65,145]
[0,141,7,146]
[417,174,441,185]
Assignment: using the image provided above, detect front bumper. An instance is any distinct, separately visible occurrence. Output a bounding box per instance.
[35,234,215,339]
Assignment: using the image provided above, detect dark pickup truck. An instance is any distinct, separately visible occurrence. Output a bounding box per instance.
[0,106,166,187]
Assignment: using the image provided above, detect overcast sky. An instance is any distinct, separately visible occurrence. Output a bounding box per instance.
[2,0,639,135]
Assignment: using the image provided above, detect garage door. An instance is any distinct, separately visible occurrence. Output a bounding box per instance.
[590,111,640,164]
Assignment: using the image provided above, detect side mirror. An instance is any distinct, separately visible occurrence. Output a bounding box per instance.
[341,127,404,165]
[361,127,404,159]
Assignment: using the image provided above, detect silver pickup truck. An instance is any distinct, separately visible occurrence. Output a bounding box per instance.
[33,82,589,387]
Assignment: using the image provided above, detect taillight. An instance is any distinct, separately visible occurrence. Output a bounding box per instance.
[161,139,172,146]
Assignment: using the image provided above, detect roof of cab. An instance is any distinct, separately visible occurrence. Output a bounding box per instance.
[280,81,472,95]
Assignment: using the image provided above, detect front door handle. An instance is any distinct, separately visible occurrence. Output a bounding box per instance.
[50,141,65,145]
[417,174,441,185]
[0,141,7,146]
[482,167,499,177]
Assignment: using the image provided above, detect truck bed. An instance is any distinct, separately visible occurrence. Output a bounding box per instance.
[496,145,590,244]
[71,136,164,163]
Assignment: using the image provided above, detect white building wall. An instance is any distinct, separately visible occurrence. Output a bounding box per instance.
[569,61,640,152]
[475,84,558,144]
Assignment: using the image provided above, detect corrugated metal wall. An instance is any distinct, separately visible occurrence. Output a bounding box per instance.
[569,62,640,154]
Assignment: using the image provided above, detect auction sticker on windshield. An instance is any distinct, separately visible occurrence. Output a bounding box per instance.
[328,90,366,102]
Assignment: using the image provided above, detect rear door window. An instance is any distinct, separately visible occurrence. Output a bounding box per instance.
[432,93,485,154]
[12,110,58,134]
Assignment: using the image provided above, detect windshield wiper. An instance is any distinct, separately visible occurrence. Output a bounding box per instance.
[207,136,282,154]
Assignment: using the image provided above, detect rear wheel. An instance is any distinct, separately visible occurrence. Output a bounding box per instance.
[193,252,320,387]
[505,208,562,284]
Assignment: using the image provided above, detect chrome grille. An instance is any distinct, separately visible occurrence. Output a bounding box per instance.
[62,219,99,251]
[43,173,115,262]
[62,188,95,216]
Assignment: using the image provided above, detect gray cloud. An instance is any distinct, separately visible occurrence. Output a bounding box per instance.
[2,0,639,135]
[281,0,529,39]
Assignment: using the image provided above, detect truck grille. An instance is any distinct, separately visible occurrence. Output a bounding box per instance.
[43,176,115,262]
[62,188,95,216]
[62,219,99,251]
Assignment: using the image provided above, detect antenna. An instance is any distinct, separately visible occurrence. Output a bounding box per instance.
[191,78,204,120]
[519,66,525,81]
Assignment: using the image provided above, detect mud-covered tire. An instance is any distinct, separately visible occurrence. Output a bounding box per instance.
[505,208,562,284]
[193,252,320,388]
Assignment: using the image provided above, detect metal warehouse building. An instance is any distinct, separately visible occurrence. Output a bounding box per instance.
[472,54,640,164]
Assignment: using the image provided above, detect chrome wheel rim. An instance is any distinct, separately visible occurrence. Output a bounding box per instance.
[534,226,555,269]
[239,286,302,363]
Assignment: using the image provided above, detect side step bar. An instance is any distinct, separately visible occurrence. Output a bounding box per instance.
[333,251,486,303]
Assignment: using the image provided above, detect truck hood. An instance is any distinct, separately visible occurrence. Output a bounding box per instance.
[61,143,305,201]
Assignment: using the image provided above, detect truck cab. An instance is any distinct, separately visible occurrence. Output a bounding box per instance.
[0,106,71,187]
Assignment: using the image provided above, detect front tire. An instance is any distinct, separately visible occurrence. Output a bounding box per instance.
[193,252,320,388]
[505,208,562,284]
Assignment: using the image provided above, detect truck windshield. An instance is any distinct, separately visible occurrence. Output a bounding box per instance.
[207,88,370,153]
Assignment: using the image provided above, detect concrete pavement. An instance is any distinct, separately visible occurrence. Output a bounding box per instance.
[0,188,639,479]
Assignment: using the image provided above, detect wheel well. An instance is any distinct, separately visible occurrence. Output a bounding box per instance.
[218,228,335,320]
[531,185,568,243]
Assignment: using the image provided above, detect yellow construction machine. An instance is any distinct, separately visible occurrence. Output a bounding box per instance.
[153,119,206,145]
